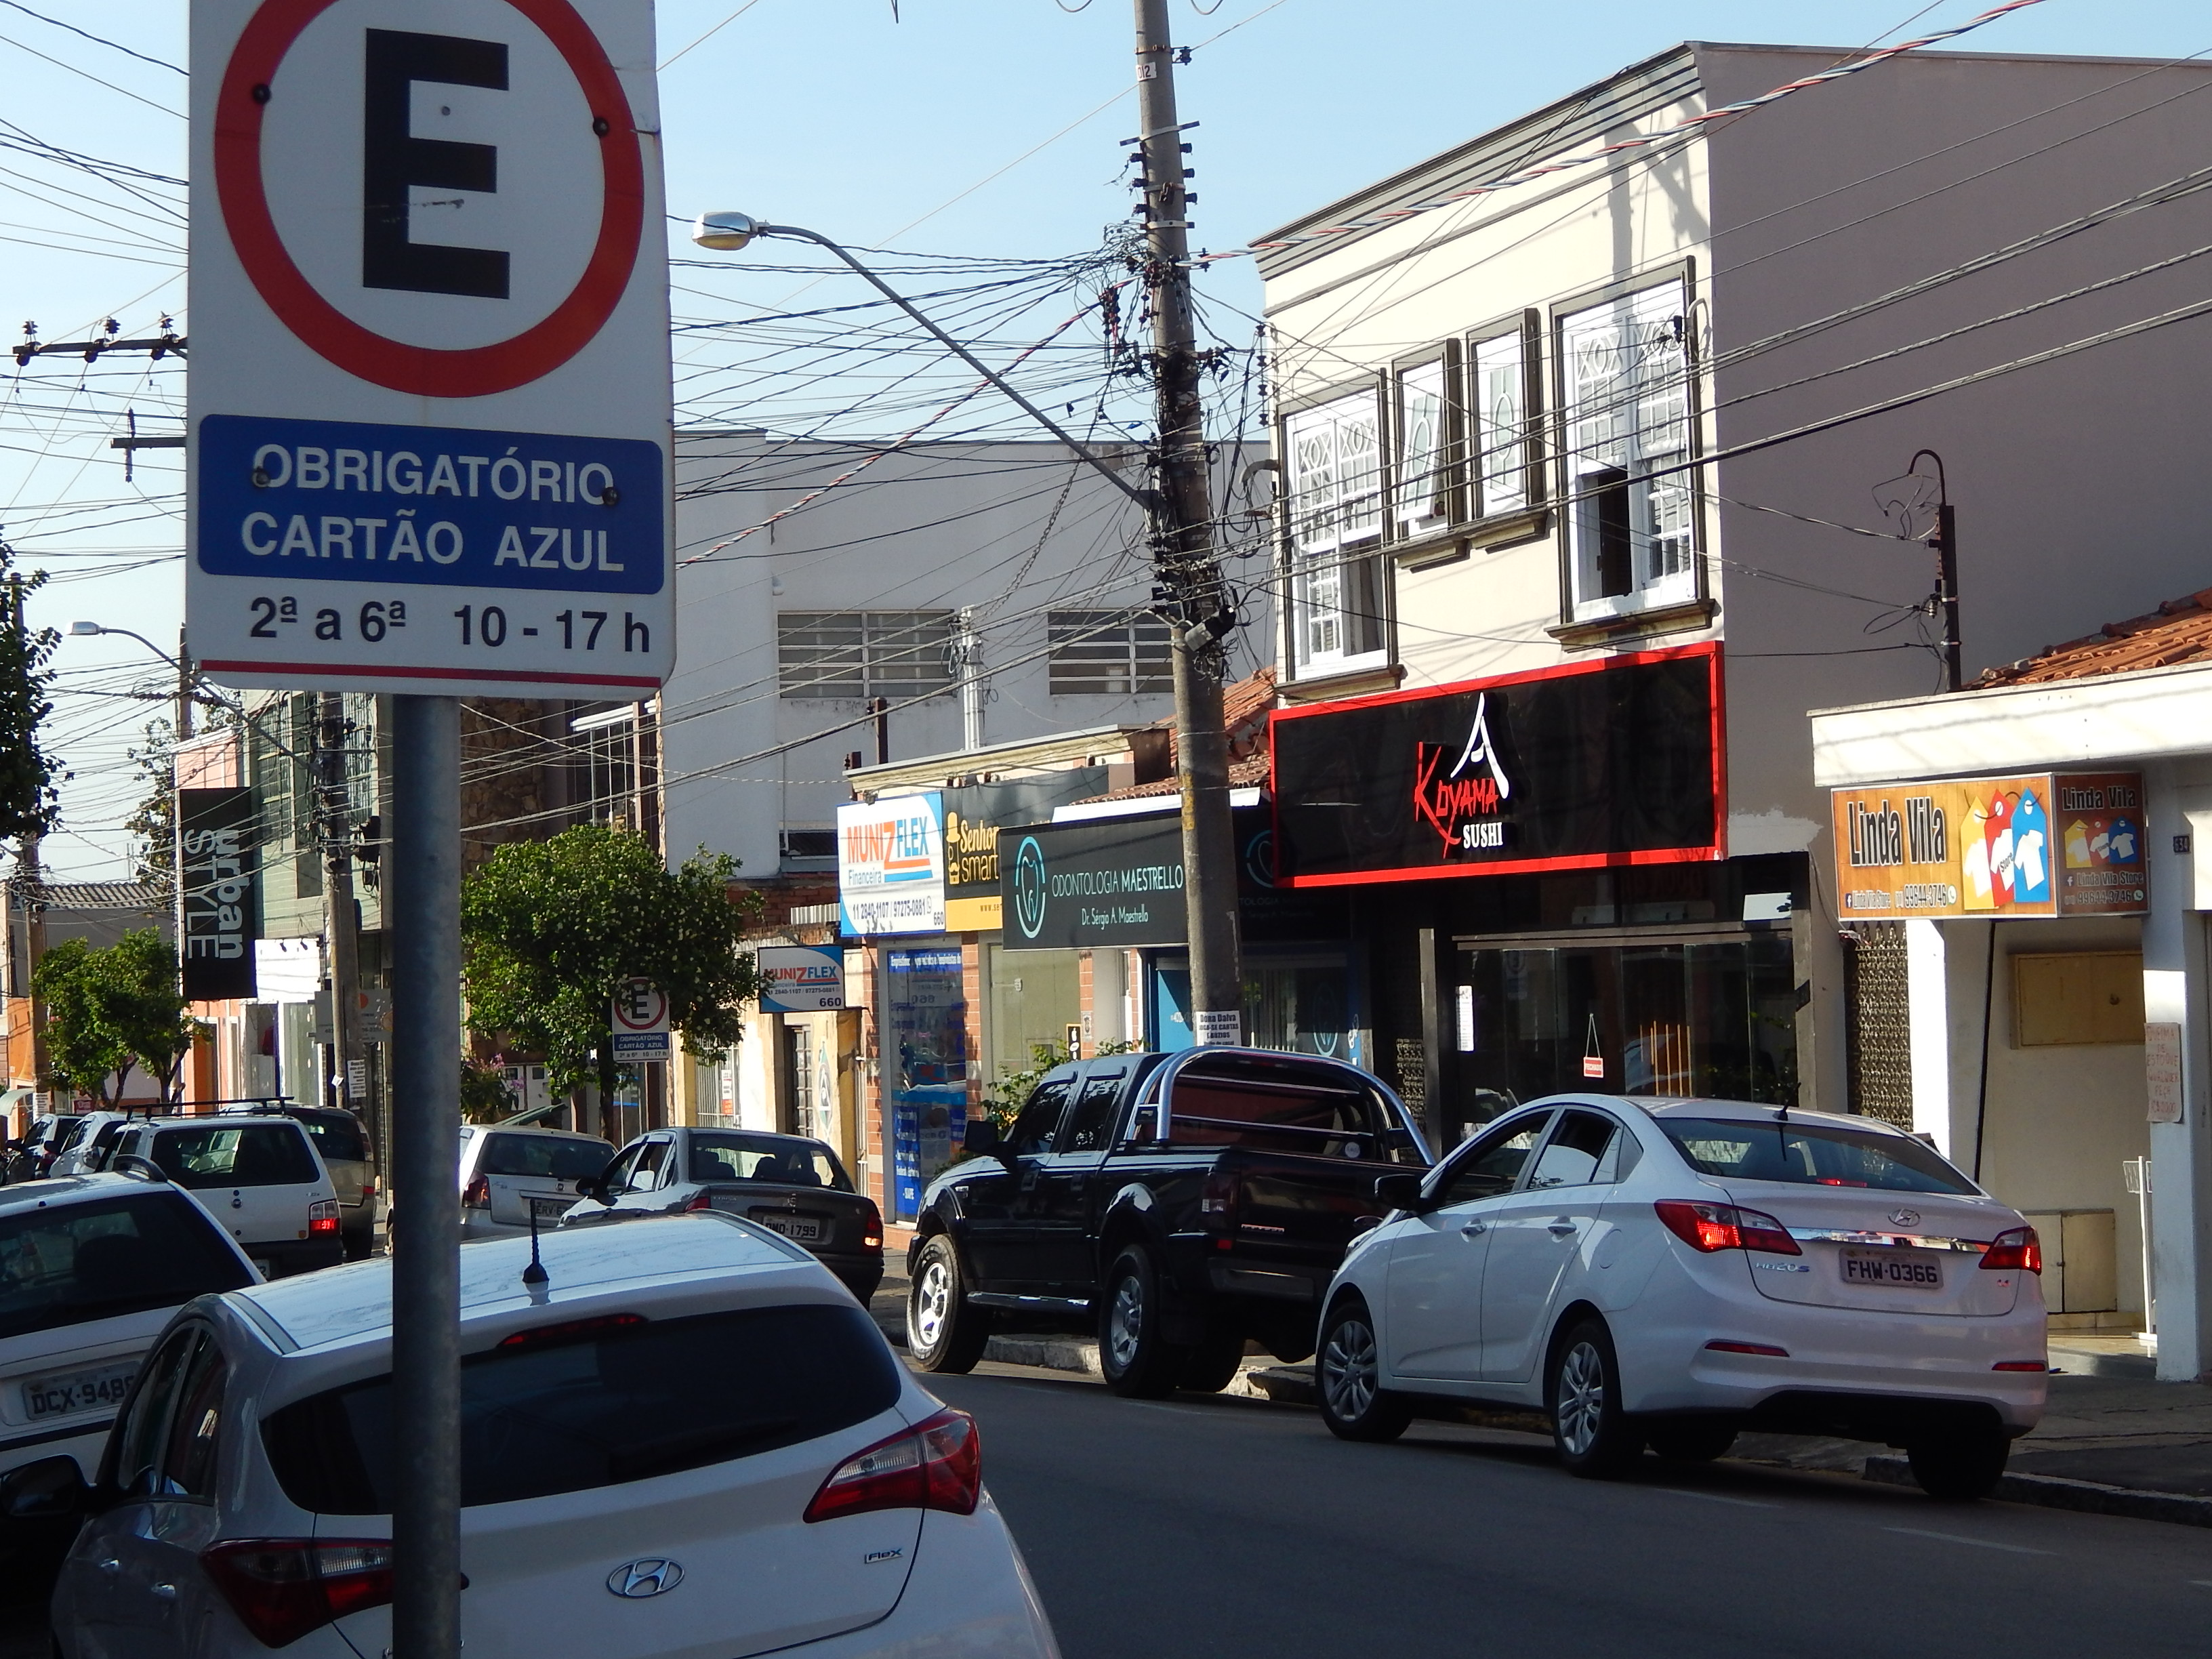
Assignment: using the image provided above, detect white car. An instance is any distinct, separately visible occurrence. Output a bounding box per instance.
[1315,1095,2047,1499]
[457,1124,615,1240]
[22,1213,1059,1659]
[0,1174,258,1523]
[47,1113,137,1179]
[109,1116,344,1278]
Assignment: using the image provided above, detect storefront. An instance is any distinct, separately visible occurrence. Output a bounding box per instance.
[1270,644,1810,1147]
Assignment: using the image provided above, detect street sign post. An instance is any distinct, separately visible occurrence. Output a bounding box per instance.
[188,7,672,1658]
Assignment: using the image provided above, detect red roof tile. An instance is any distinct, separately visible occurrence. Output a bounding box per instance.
[1971,588,2212,689]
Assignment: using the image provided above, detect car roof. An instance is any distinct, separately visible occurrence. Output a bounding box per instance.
[0,1170,186,1215]
[1554,1095,1898,1134]
[233,1214,813,1353]
[466,1124,610,1143]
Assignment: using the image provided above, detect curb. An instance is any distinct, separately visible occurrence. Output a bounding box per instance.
[1863,1453,2212,1527]
[872,1310,1104,1376]
[2047,1346,2159,1381]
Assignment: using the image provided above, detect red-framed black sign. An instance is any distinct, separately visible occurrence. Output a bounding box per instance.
[1269,643,1725,888]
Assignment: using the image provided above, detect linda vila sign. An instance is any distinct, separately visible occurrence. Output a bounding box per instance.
[1269,644,1723,887]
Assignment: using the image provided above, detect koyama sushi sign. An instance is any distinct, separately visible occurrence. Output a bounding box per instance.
[1830,770,2147,919]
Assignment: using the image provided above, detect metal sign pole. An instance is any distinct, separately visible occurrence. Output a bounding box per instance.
[389,693,461,1659]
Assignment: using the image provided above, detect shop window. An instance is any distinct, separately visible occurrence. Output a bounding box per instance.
[1391,354,1455,539]
[1558,282,1696,623]
[987,945,1082,1084]
[778,611,955,701]
[1469,318,1537,519]
[1445,937,1794,1147]
[1047,611,1172,696]
[1283,388,1387,676]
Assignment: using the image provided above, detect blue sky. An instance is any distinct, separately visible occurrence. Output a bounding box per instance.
[3,0,2205,874]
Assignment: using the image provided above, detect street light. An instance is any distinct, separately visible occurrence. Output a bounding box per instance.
[688,213,1149,511]
[69,620,204,739]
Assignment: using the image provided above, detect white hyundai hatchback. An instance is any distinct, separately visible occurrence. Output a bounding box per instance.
[1315,1096,2047,1498]
[17,1212,1059,1659]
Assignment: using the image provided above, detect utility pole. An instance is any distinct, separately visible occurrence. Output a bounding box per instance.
[1932,499,1961,693]
[1134,0,1242,1044]
[9,581,48,1105]
[313,693,365,1113]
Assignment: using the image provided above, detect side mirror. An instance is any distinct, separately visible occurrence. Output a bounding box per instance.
[961,1118,1002,1157]
[573,1176,603,1204]
[1,1456,91,1521]
[1372,1172,1424,1212]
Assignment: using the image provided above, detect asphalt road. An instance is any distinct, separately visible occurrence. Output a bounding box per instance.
[927,1364,2212,1659]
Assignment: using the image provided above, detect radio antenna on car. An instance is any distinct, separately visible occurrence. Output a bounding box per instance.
[521,1200,549,1288]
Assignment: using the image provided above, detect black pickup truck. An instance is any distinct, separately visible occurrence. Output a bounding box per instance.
[905,1046,1431,1397]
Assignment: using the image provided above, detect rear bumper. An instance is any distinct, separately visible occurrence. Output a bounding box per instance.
[785,1495,1057,1658]
[817,1250,885,1303]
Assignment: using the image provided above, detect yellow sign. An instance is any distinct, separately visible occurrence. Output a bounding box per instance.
[1830,771,2146,920]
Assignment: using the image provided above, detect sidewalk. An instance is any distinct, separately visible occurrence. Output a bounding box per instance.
[873,1269,2212,1528]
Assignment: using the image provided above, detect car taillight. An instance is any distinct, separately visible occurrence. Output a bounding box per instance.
[684,1189,716,1212]
[804,1408,980,1524]
[202,1538,394,1647]
[1200,1169,1240,1234]
[1980,1226,2041,1273]
[1654,1200,1801,1256]
[361,1179,377,1200]
[308,1200,340,1236]
[861,1199,883,1250]
[462,1175,489,1208]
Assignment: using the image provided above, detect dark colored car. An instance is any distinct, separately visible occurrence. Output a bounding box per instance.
[571,1127,884,1302]
[4,1115,83,1183]
[907,1047,1431,1397]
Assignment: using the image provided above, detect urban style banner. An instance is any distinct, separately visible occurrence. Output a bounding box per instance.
[1268,644,1723,887]
[1829,771,2147,919]
[178,785,259,1001]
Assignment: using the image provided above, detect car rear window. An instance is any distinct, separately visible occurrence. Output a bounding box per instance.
[478,1133,614,1181]
[260,1303,900,1513]
[687,1134,851,1191]
[0,1193,252,1340]
[1166,1062,1420,1162]
[1658,1117,1977,1195]
[152,1124,320,1189]
[297,1116,367,1164]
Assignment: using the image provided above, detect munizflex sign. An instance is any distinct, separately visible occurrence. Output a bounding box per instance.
[188,0,672,697]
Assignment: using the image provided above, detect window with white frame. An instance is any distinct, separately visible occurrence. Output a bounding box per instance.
[1559,283,1695,621]
[1284,389,1387,673]
[1047,610,1172,695]
[1392,358,1452,538]
[777,611,956,700]
[1471,326,1531,518]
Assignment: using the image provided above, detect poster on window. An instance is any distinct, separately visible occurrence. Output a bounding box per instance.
[1829,771,2146,919]
[886,947,968,1219]
[1269,644,1722,887]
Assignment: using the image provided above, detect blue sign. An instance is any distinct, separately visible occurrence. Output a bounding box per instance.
[197,414,665,596]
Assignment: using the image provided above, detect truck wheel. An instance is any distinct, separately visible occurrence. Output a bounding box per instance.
[1548,1317,1643,1479]
[907,1236,991,1373]
[1176,1328,1246,1394]
[1316,1298,1410,1442]
[1099,1246,1188,1398]
[1907,1424,2009,1500]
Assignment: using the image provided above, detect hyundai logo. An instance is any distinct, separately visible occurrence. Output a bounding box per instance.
[607,1559,685,1599]
[1889,1208,1921,1229]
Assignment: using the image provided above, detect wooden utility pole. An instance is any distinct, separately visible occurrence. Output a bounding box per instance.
[1134,0,1242,1044]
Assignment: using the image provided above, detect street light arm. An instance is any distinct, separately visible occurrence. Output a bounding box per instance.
[755,223,1155,513]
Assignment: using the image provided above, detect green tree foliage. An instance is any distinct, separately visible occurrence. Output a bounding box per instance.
[459,1061,519,1124]
[31,930,195,1107]
[459,825,766,1102]
[0,565,62,841]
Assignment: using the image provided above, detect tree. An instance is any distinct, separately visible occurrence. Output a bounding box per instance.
[0,562,63,841]
[123,718,176,887]
[31,930,196,1108]
[460,825,766,1130]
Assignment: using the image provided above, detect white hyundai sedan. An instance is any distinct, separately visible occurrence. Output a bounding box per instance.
[17,1213,1059,1659]
[1315,1096,2047,1498]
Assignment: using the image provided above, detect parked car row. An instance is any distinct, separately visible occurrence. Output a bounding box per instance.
[903,1047,2049,1502]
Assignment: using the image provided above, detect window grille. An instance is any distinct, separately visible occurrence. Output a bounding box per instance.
[1047,611,1172,695]
[777,611,955,700]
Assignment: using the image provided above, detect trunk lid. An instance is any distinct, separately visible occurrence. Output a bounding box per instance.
[1722,1183,2026,1317]
[485,1172,583,1229]
[697,1187,869,1252]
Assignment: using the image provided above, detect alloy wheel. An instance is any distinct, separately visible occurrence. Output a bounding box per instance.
[912,1258,951,1349]
[1107,1273,1145,1370]
[1322,1316,1378,1421]
[1556,1340,1606,1456]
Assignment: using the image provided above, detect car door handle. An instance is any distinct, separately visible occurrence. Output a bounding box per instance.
[1547,1218,1578,1235]
[1460,1221,1488,1237]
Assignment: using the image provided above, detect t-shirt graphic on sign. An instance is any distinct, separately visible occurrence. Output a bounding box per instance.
[2009,789,2051,904]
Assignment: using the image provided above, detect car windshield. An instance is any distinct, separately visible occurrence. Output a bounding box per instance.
[152,1124,319,1189]
[261,1304,899,1511]
[687,1134,851,1191]
[0,1193,252,1340]
[297,1115,367,1164]
[478,1133,613,1181]
[1658,1116,1977,1195]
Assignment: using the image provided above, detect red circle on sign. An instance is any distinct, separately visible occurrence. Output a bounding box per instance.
[214,0,646,398]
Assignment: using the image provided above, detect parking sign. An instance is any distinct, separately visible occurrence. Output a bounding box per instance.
[188,0,673,697]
